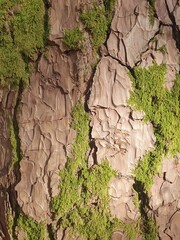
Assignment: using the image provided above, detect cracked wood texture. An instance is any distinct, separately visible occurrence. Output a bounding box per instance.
[0,0,180,239]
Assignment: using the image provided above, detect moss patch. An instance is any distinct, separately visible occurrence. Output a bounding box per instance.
[0,0,46,88]
[143,217,158,240]
[147,0,156,26]
[51,102,118,239]
[129,64,180,192]
[17,214,48,240]
[64,27,84,50]
[6,208,14,239]
[129,64,180,240]
[80,4,108,49]
[64,1,116,51]
[103,0,117,24]
[9,120,19,169]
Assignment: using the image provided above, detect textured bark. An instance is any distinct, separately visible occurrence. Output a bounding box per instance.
[0,0,180,239]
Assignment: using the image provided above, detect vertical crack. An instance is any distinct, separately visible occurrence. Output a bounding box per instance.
[164,0,180,51]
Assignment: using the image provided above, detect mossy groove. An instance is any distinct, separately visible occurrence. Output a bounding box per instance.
[129,64,180,192]
[80,1,116,50]
[129,63,180,239]
[51,102,119,239]
[147,0,156,26]
[80,4,108,49]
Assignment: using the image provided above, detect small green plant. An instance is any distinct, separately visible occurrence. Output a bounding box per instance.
[158,45,168,55]
[51,102,119,239]
[64,27,84,50]
[80,4,108,49]
[17,214,48,240]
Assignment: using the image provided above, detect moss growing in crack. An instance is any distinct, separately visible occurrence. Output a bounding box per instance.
[0,0,47,88]
[147,0,156,27]
[128,64,180,238]
[9,120,19,169]
[103,0,117,25]
[157,45,168,55]
[6,208,14,239]
[17,214,48,240]
[117,219,141,240]
[51,102,119,239]
[143,217,158,240]
[64,27,84,50]
[129,64,180,192]
[80,4,108,49]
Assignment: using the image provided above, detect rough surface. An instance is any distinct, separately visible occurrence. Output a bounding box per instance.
[15,0,95,222]
[0,0,179,239]
[89,0,180,237]
[89,56,155,221]
[0,88,18,239]
[150,154,180,239]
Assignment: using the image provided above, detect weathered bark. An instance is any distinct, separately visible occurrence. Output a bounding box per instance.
[0,0,180,239]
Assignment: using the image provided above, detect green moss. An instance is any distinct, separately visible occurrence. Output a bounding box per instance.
[80,4,108,49]
[143,217,158,240]
[17,214,48,240]
[132,188,140,209]
[0,0,46,88]
[6,208,14,239]
[127,64,176,240]
[12,0,45,58]
[64,27,84,50]
[119,220,141,240]
[129,64,180,192]
[157,45,168,55]
[103,0,116,24]
[51,103,143,239]
[134,151,162,192]
[9,121,19,169]
[147,0,156,26]
[51,102,118,239]
[0,46,28,88]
